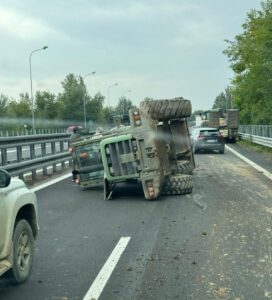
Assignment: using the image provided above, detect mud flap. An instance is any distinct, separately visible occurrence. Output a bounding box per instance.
[103,178,115,200]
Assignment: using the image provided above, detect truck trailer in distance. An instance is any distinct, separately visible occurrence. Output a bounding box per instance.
[196,109,239,142]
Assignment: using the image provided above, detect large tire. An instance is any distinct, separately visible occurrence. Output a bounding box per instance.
[10,219,34,283]
[162,174,193,195]
[140,98,192,120]
[175,160,193,175]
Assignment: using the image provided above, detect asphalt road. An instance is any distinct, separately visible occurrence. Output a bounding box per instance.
[0,146,271,300]
[229,142,272,174]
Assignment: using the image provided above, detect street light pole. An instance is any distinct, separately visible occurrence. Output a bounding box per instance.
[107,83,118,107]
[29,46,48,134]
[82,71,96,128]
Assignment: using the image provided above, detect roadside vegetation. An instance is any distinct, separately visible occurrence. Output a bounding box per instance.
[213,0,272,125]
[237,139,272,154]
[0,73,136,131]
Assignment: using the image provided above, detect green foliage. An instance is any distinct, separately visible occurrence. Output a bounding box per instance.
[85,92,105,123]
[101,107,112,127]
[0,72,139,131]
[34,91,64,128]
[213,86,232,111]
[213,92,226,110]
[35,91,61,119]
[224,0,272,124]
[115,97,136,115]
[57,73,86,123]
[0,94,9,117]
[7,93,31,118]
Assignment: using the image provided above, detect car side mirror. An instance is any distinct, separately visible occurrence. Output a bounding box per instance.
[0,169,11,188]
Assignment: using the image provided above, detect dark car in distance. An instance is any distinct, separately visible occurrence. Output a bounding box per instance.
[191,127,225,154]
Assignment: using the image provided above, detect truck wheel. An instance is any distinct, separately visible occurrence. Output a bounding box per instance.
[175,160,193,175]
[10,219,34,283]
[140,98,192,120]
[162,174,193,195]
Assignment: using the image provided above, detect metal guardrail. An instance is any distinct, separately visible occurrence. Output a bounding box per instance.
[238,125,272,148]
[239,125,272,138]
[0,133,72,180]
[239,133,272,148]
[0,128,67,137]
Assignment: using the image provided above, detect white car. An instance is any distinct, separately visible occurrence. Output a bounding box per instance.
[0,169,39,283]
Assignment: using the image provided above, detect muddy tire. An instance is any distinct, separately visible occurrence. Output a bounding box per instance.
[162,174,193,195]
[175,160,193,175]
[140,98,192,120]
[9,219,34,283]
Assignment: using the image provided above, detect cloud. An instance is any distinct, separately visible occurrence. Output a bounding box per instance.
[171,19,221,49]
[0,6,62,40]
[73,1,205,22]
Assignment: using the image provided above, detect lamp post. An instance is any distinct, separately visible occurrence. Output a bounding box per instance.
[107,83,118,107]
[29,46,48,134]
[122,89,131,115]
[82,71,96,128]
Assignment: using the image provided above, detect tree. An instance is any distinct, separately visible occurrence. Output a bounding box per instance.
[0,94,11,130]
[57,73,86,124]
[85,92,105,124]
[35,91,61,119]
[5,93,32,130]
[7,93,31,118]
[115,97,135,116]
[213,92,226,110]
[34,90,64,128]
[212,86,232,111]
[0,94,9,117]
[224,0,272,124]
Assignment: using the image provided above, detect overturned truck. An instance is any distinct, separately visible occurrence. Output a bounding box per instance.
[72,97,195,200]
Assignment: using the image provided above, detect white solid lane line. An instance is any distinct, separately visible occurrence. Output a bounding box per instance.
[30,173,71,192]
[83,236,131,300]
[226,145,272,181]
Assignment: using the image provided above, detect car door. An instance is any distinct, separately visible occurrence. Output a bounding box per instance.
[0,190,8,256]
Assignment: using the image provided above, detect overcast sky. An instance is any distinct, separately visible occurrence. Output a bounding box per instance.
[0,0,262,111]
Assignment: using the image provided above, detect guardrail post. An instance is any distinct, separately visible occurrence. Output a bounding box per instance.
[60,141,64,152]
[41,143,48,175]
[41,143,46,156]
[32,169,37,180]
[17,146,23,162]
[1,148,7,166]
[51,141,56,154]
[30,144,35,159]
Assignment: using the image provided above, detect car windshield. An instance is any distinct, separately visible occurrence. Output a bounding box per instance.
[199,129,219,136]
[77,142,101,167]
